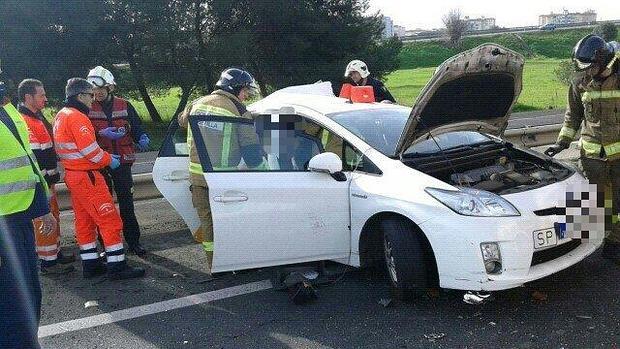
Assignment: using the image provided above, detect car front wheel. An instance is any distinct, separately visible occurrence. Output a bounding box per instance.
[381,218,434,300]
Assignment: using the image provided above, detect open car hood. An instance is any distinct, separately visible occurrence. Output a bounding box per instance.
[395,44,524,157]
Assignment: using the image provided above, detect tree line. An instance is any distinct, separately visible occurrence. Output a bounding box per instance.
[0,0,402,122]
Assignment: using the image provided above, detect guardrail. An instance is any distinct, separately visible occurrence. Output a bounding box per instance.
[55,122,566,210]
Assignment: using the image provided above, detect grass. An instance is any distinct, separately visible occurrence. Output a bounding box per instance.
[384,58,568,112]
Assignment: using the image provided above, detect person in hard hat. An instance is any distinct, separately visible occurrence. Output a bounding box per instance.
[0,80,56,348]
[18,78,75,275]
[545,34,620,264]
[178,67,264,277]
[53,78,145,280]
[342,59,396,103]
[86,66,149,256]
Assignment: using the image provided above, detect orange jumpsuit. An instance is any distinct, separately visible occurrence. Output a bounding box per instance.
[20,106,62,266]
[53,105,126,270]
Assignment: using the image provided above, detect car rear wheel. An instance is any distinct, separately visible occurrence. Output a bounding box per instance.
[381,218,434,300]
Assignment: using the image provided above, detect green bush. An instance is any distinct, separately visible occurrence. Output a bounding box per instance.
[553,60,576,86]
[594,23,618,41]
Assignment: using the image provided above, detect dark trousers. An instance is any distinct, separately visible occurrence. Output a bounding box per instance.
[0,217,42,349]
[103,163,141,247]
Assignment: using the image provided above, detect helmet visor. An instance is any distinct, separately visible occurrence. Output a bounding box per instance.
[575,59,593,71]
[87,76,106,88]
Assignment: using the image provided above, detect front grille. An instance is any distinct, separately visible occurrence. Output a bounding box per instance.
[531,239,582,266]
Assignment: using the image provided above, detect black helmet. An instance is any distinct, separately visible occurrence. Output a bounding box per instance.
[0,81,6,100]
[215,68,259,96]
[573,34,614,71]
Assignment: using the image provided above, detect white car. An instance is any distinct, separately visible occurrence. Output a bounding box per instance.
[153,44,602,298]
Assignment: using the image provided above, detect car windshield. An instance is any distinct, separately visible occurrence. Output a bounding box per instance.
[403,131,493,156]
[328,108,410,156]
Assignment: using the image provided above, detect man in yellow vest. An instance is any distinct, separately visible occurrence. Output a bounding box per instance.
[545,35,620,264]
[0,80,56,348]
[178,68,263,276]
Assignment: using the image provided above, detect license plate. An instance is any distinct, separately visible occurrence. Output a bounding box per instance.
[533,228,557,249]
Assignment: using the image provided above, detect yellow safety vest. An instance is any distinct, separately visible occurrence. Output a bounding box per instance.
[0,103,48,215]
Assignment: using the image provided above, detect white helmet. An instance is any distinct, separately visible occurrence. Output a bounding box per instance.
[87,66,116,87]
[344,59,370,78]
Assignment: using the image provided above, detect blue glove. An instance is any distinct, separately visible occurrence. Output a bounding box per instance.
[137,134,150,152]
[98,127,126,140]
[109,154,121,169]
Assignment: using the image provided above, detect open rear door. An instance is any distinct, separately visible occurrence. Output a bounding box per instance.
[152,119,200,235]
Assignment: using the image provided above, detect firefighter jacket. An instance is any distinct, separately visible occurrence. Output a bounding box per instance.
[179,90,261,186]
[0,102,49,218]
[89,96,144,163]
[557,67,620,160]
[53,99,112,171]
[19,104,60,185]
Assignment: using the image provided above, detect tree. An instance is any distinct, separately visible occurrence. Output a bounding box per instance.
[442,9,467,48]
[207,0,401,95]
[594,22,618,41]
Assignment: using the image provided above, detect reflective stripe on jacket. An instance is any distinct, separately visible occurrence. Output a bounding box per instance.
[19,105,60,185]
[0,103,48,215]
[557,70,620,160]
[53,107,112,171]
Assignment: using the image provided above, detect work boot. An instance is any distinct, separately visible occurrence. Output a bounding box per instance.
[603,239,620,265]
[127,244,147,256]
[108,263,146,280]
[41,263,75,275]
[57,251,76,264]
[83,261,107,279]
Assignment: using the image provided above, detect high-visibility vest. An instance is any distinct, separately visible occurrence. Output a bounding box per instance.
[187,104,237,174]
[53,107,111,171]
[20,105,60,184]
[89,97,136,163]
[0,103,48,216]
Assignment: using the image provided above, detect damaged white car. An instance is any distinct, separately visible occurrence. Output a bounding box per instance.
[153,44,603,298]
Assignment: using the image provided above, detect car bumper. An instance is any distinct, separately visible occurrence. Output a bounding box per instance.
[419,173,604,291]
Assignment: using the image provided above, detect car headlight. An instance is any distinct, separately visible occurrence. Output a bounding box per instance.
[425,187,520,217]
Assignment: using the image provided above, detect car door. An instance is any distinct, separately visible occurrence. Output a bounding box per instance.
[152,119,201,236]
[188,113,351,273]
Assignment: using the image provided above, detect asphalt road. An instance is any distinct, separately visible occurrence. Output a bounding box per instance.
[41,184,618,348]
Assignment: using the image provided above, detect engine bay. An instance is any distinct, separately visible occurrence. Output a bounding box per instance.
[402,140,573,194]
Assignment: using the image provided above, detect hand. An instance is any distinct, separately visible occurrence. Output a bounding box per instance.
[380,100,394,104]
[109,154,121,169]
[98,127,126,140]
[544,143,567,157]
[36,212,57,236]
[137,134,150,152]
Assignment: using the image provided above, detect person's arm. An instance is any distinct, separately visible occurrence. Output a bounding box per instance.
[127,102,146,142]
[69,115,112,167]
[557,82,584,146]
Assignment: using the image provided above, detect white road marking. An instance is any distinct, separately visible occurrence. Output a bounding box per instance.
[39,279,273,338]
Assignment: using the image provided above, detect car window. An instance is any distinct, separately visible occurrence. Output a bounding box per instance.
[343,142,382,174]
[329,108,410,157]
[159,119,188,157]
[188,114,345,172]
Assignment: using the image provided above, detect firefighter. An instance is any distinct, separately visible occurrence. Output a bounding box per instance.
[545,34,620,264]
[18,79,75,274]
[343,60,396,103]
[53,78,145,280]
[178,67,263,276]
[86,66,149,256]
[0,80,55,348]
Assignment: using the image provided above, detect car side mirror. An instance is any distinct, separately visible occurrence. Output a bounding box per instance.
[308,152,346,181]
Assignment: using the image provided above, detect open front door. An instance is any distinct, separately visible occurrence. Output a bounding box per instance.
[152,119,200,235]
[189,114,351,272]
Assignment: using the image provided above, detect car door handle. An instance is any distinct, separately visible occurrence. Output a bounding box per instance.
[163,170,189,182]
[213,195,248,203]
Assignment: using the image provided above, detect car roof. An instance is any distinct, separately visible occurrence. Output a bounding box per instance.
[249,91,410,117]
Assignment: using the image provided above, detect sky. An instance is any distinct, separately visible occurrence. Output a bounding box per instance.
[367,0,620,30]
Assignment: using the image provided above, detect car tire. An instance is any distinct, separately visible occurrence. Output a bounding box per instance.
[381,218,433,300]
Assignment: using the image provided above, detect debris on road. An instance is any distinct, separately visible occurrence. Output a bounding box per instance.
[531,290,548,302]
[378,298,393,308]
[576,315,592,320]
[84,300,99,309]
[424,333,446,342]
[463,291,492,305]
